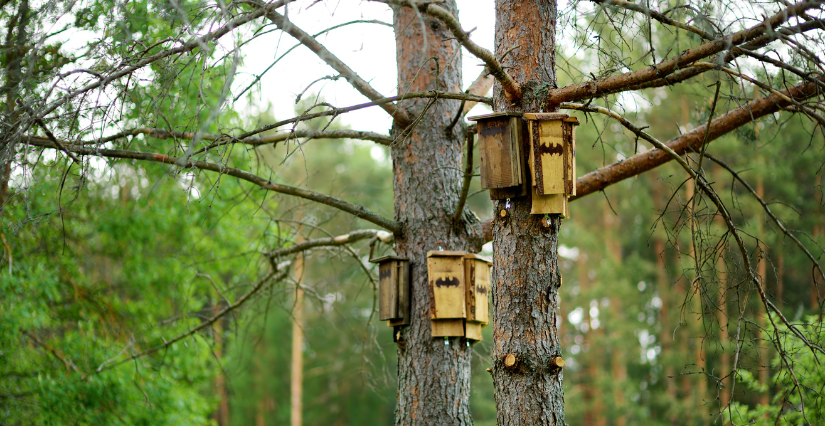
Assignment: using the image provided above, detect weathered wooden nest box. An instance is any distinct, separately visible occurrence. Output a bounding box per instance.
[463,253,492,341]
[523,113,579,217]
[369,255,410,327]
[426,251,492,341]
[467,112,527,200]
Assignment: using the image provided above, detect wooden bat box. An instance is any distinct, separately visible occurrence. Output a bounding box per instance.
[427,250,466,337]
[369,255,410,327]
[524,113,579,217]
[468,112,526,199]
[463,253,492,341]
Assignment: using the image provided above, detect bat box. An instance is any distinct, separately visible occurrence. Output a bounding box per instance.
[427,250,466,337]
[524,113,579,217]
[463,253,492,341]
[369,255,410,327]
[468,112,527,199]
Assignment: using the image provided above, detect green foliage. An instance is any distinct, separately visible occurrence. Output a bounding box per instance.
[728,316,825,425]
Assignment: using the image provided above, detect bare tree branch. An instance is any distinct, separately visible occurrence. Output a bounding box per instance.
[480,77,823,243]
[237,90,491,140]
[453,129,474,223]
[463,67,495,115]
[61,128,393,148]
[705,153,825,307]
[247,0,416,126]
[24,137,401,233]
[627,19,825,93]
[570,77,824,201]
[21,330,86,379]
[592,0,716,41]
[267,229,393,258]
[100,264,290,372]
[546,0,823,105]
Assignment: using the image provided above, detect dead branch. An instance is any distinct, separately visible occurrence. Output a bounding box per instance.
[479,77,823,243]
[546,0,822,105]
[100,264,290,372]
[237,90,491,140]
[571,77,824,201]
[591,0,715,41]
[42,128,393,148]
[266,229,393,258]
[248,0,416,126]
[21,330,86,380]
[704,153,825,308]
[24,137,401,233]
[452,128,474,223]
[463,67,495,115]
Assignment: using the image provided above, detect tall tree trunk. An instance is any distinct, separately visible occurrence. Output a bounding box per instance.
[755,175,770,407]
[291,253,305,426]
[579,253,605,426]
[603,205,626,426]
[391,2,482,424]
[652,179,677,421]
[490,1,564,424]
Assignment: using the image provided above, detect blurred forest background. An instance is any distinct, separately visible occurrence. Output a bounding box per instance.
[2,1,823,425]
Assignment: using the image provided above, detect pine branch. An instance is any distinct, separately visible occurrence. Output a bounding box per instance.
[570,77,824,200]
[591,0,716,41]
[99,265,290,372]
[479,76,823,243]
[237,91,491,140]
[266,229,393,258]
[546,0,823,105]
[67,128,393,148]
[24,138,401,233]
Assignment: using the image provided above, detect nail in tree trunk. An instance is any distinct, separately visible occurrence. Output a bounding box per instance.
[391,2,482,424]
[490,1,565,424]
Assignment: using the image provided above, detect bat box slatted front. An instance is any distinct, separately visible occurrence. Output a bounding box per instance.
[463,253,492,341]
[427,250,466,337]
[468,112,524,194]
[524,113,580,217]
[369,255,410,327]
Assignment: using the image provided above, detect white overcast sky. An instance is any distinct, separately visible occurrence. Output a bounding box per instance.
[235,0,497,134]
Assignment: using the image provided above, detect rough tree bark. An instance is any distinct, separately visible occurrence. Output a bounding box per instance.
[490,1,566,425]
[391,2,483,424]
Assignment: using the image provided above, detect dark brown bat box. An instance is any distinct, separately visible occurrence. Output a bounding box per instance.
[427,250,467,337]
[463,253,492,341]
[524,113,579,216]
[369,255,410,327]
[468,112,526,198]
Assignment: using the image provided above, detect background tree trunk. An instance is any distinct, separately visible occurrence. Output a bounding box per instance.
[391,2,483,424]
[291,253,305,426]
[490,1,565,424]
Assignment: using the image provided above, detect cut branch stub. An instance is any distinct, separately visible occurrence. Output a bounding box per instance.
[504,353,517,368]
